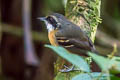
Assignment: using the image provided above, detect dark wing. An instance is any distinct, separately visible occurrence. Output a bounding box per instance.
[56,36,95,53]
[55,18,96,53]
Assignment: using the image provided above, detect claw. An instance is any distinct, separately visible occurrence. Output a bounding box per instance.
[59,65,75,72]
[59,65,81,72]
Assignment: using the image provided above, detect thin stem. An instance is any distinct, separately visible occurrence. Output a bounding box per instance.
[22,0,39,66]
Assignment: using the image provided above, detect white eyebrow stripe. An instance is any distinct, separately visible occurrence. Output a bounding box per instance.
[50,15,59,23]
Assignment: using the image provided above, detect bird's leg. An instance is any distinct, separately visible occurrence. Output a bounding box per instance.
[59,65,74,72]
[59,65,80,72]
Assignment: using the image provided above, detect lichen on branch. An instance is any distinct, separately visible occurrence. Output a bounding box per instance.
[65,0,102,42]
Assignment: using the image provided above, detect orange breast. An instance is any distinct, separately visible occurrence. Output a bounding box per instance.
[48,30,59,46]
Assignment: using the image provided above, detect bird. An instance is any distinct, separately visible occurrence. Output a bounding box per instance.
[38,13,96,53]
[38,13,97,72]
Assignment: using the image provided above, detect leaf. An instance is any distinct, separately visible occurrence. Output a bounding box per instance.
[109,57,120,74]
[54,71,81,80]
[111,75,120,80]
[72,72,109,80]
[45,45,90,72]
[87,52,110,71]
[88,52,120,74]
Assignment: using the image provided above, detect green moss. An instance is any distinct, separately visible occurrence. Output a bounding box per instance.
[55,0,102,80]
[65,0,102,41]
[54,71,83,80]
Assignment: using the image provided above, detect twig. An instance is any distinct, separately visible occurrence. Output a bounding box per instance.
[22,0,39,66]
[2,23,48,42]
[96,30,120,49]
[108,43,117,59]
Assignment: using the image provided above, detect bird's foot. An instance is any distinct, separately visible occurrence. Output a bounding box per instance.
[59,65,80,72]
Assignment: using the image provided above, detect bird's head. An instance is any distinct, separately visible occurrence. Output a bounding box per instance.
[38,13,65,32]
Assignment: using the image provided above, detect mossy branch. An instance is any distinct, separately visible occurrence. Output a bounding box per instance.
[55,0,102,80]
[65,0,101,42]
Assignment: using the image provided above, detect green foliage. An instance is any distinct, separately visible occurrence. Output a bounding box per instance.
[111,75,120,80]
[72,72,108,80]
[65,0,102,42]
[45,45,120,80]
[88,52,109,71]
[88,52,120,74]
[54,71,83,80]
[45,45,90,72]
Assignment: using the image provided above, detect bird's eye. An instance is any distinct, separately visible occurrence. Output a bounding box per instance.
[46,16,53,22]
[49,17,53,21]
[46,16,58,29]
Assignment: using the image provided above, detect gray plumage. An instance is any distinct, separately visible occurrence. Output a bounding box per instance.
[40,13,96,55]
[50,13,96,54]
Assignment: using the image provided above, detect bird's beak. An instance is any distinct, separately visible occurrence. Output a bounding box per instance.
[37,17,46,21]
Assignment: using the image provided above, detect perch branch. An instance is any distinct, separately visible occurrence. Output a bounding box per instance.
[2,23,48,42]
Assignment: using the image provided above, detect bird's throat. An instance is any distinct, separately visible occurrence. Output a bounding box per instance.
[45,21,54,32]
